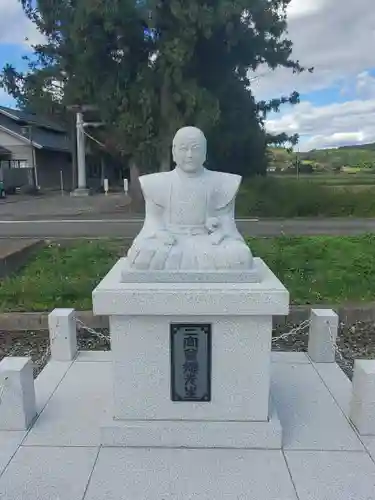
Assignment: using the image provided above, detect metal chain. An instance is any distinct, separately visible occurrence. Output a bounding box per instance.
[272,317,351,373]
[0,317,351,403]
[76,318,110,343]
[0,344,18,405]
[35,344,51,371]
[272,319,311,343]
[0,376,9,406]
[34,331,58,371]
[326,320,352,371]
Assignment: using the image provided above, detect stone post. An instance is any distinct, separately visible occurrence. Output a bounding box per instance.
[350,360,375,435]
[0,357,36,430]
[308,309,338,363]
[48,308,77,361]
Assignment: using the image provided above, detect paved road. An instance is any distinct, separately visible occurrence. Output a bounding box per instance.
[1,218,375,239]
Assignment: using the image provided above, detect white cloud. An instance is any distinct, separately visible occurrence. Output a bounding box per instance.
[257,0,375,150]
[0,0,45,46]
[356,71,375,99]
[266,95,375,151]
[252,0,375,100]
[287,0,326,20]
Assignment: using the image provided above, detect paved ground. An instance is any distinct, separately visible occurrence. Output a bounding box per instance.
[0,192,133,220]
[2,217,375,239]
[2,193,375,238]
[0,239,40,259]
[1,351,375,499]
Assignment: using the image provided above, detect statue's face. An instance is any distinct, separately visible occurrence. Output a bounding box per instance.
[172,128,206,173]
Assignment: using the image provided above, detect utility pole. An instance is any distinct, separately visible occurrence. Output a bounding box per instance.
[75,111,87,194]
[67,104,102,196]
[296,148,300,180]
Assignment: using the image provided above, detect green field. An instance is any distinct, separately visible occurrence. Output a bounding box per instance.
[271,174,375,186]
[1,236,375,312]
[238,177,375,217]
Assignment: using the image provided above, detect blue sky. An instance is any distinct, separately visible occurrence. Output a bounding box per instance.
[0,43,30,107]
[1,0,375,151]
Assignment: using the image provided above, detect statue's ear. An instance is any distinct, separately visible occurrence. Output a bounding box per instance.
[172,145,177,164]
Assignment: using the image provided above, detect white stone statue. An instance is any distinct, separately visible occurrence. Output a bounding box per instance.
[126,126,253,271]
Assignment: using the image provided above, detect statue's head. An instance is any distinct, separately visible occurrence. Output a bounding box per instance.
[172,126,206,173]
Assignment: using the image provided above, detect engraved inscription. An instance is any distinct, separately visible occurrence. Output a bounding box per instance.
[170,324,211,402]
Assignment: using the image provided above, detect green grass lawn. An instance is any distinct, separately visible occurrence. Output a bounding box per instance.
[272,174,375,186]
[1,236,375,312]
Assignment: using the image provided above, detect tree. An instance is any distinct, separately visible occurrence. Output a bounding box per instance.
[1,0,310,177]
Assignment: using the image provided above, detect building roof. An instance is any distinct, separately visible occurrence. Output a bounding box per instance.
[0,105,66,132]
[0,106,71,153]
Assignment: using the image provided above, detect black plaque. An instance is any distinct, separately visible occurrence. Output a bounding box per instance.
[170,323,211,402]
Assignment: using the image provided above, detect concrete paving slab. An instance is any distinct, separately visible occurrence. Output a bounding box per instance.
[1,352,374,499]
[285,450,375,500]
[0,431,25,476]
[363,436,375,461]
[272,363,364,450]
[85,448,298,500]
[0,446,98,500]
[311,362,353,417]
[271,352,310,364]
[23,362,111,446]
[34,360,73,413]
[76,350,111,362]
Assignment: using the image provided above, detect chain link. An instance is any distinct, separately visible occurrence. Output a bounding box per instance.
[0,344,18,405]
[35,344,51,371]
[272,319,311,344]
[326,320,352,372]
[76,318,110,343]
[0,316,352,405]
[0,376,9,406]
[272,318,351,373]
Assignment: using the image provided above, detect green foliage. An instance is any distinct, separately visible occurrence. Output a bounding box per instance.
[1,0,310,174]
[268,143,375,172]
[301,144,375,170]
[237,177,375,217]
[2,236,375,311]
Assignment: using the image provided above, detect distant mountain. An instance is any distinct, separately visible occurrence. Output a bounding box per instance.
[268,144,375,171]
[335,142,375,151]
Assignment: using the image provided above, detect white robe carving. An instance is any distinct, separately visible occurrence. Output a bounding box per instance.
[127,168,253,271]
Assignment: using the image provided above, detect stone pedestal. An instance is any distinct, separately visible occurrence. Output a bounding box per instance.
[93,257,289,449]
[0,357,36,430]
[48,308,77,361]
[350,360,375,435]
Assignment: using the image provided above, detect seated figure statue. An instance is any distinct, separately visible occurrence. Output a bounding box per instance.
[126,126,253,271]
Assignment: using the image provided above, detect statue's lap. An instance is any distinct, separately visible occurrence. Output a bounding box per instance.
[129,233,252,271]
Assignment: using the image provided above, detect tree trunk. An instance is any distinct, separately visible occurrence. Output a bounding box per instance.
[160,144,171,172]
[159,75,172,172]
[129,158,144,213]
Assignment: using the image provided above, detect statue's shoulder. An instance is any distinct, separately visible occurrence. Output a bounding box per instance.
[139,172,172,207]
[206,170,242,209]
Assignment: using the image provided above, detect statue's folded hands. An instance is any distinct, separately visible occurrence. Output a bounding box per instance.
[208,231,226,246]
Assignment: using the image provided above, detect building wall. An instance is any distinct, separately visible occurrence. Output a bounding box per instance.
[35,149,73,190]
[0,129,34,166]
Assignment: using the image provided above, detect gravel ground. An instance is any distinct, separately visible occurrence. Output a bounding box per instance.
[272,320,375,379]
[1,320,375,380]
[0,326,110,378]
